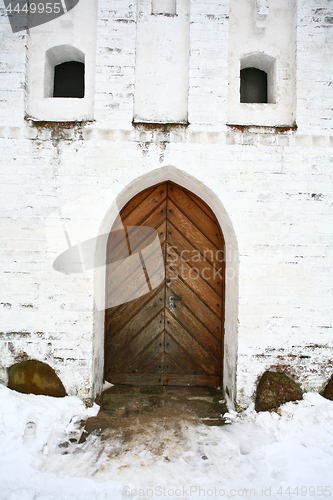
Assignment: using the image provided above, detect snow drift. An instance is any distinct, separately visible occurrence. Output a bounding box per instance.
[0,384,332,499]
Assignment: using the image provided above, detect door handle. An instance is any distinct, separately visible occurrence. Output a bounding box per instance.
[169,295,182,311]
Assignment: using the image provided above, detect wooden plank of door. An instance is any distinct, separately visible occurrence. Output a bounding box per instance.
[106,223,166,302]
[106,280,164,338]
[165,309,220,375]
[168,183,223,248]
[167,200,220,258]
[111,184,166,234]
[106,232,129,265]
[165,332,207,375]
[163,374,220,387]
[107,217,166,266]
[122,332,164,373]
[109,310,164,372]
[118,186,155,223]
[107,287,164,351]
[121,183,168,228]
[163,353,187,374]
[143,352,165,374]
[167,224,223,295]
[166,299,221,362]
[106,219,165,320]
[106,257,151,309]
[167,277,222,341]
[107,201,167,265]
[186,189,216,222]
[166,243,222,318]
[108,373,163,386]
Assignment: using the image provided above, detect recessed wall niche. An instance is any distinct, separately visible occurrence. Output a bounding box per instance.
[228,0,296,127]
[44,45,85,98]
[133,0,190,123]
[26,0,97,122]
[240,53,276,104]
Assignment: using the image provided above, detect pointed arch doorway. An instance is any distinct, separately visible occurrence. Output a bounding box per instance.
[104,181,225,387]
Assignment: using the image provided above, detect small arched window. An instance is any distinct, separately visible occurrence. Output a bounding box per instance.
[240,67,267,103]
[53,61,85,98]
[44,46,85,99]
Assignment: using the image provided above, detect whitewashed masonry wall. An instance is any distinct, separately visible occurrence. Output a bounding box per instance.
[0,0,332,408]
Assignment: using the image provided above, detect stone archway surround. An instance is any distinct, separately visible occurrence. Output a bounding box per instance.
[92,166,239,406]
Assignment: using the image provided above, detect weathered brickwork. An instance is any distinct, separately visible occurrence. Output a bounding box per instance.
[297,0,333,134]
[0,0,332,407]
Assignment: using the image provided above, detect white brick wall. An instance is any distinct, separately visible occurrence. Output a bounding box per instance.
[94,0,137,126]
[297,0,333,134]
[0,6,26,127]
[134,0,190,122]
[0,0,332,408]
[188,0,229,126]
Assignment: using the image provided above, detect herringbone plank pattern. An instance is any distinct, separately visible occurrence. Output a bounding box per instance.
[105,182,225,387]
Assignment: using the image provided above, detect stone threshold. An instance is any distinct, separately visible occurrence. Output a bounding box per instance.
[79,385,229,443]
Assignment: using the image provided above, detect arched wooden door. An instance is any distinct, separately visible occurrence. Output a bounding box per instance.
[104,182,225,387]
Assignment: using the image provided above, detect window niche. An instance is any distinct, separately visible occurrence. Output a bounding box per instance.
[240,54,276,104]
[227,0,296,127]
[26,0,97,122]
[44,45,85,99]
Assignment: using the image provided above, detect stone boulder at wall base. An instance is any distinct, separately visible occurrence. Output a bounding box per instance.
[7,360,67,397]
[322,374,333,401]
[255,371,302,412]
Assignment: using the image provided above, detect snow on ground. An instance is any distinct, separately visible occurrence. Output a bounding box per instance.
[0,384,332,500]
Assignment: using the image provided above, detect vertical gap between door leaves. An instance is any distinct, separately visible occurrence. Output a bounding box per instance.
[162,182,170,385]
